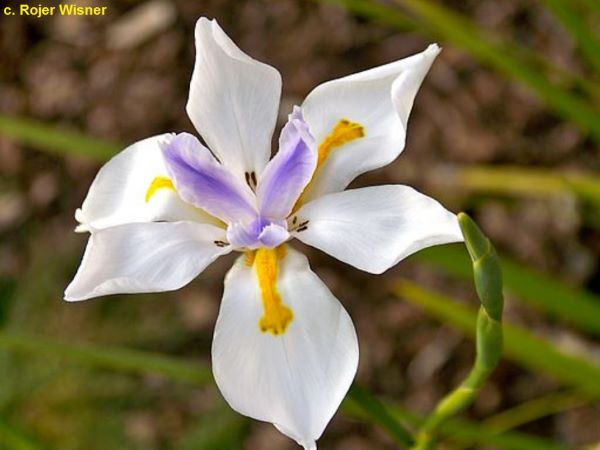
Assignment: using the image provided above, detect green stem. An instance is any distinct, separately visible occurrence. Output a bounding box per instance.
[396,282,600,397]
[417,245,600,338]
[411,213,504,450]
[385,405,566,450]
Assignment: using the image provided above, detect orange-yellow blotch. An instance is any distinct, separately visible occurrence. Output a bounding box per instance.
[293,119,365,212]
[317,119,365,168]
[254,247,293,336]
[145,176,175,203]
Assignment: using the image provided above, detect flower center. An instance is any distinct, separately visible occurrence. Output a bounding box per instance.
[248,246,293,336]
[293,118,365,211]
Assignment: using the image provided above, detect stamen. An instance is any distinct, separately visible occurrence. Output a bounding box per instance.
[289,218,310,232]
[293,119,365,212]
[145,176,175,203]
[254,247,293,336]
[214,240,228,248]
[245,171,258,191]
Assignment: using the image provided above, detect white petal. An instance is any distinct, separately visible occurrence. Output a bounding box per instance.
[76,134,218,232]
[300,45,440,201]
[187,18,282,180]
[64,221,231,301]
[212,247,358,448]
[292,185,463,274]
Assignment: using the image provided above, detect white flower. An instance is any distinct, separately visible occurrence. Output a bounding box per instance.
[65,17,463,450]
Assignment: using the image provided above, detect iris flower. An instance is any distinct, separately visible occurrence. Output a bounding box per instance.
[65,17,463,449]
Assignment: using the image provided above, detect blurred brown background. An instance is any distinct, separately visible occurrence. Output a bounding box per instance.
[0,0,599,449]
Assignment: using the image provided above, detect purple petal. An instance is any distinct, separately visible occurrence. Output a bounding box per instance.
[226,217,289,249]
[256,107,316,221]
[163,133,257,223]
[258,223,290,248]
[226,222,260,249]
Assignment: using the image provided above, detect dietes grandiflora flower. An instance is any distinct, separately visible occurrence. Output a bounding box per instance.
[65,17,463,450]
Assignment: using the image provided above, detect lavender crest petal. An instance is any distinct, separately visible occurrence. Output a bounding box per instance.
[258,223,290,248]
[226,222,260,249]
[163,133,258,223]
[256,107,316,221]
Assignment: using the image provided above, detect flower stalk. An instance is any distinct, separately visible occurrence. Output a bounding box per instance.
[411,213,504,450]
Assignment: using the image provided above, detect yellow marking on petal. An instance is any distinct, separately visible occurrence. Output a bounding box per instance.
[317,119,365,168]
[254,247,293,336]
[145,176,175,203]
[293,119,365,212]
[245,250,256,267]
[275,244,287,260]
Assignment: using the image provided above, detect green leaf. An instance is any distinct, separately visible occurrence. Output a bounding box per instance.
[320,0,600,143]
[0,332,415,447]
[345,384,415,447]
[176,408,249,450]
[0,332,212,385]
[320,0,415,31]
[450,165,600,207]
[344,396,567,450]
[576,0,600,16]
[0,419,45,450]
[0,331,569,450]
[0,115,119,162]
[540,0,600,72]
[416,245,600,337]
[389,405,567,450]
[395,280,600,398]
[393,0,600,142]
[482,390,587,433]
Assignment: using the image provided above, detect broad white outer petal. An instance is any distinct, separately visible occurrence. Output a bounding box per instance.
[65,221,231,301]
[212,248,358,449]
[75,134,217,232]
[300,45,440,201]
[293,185,463,274]
[187,18,282,180]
